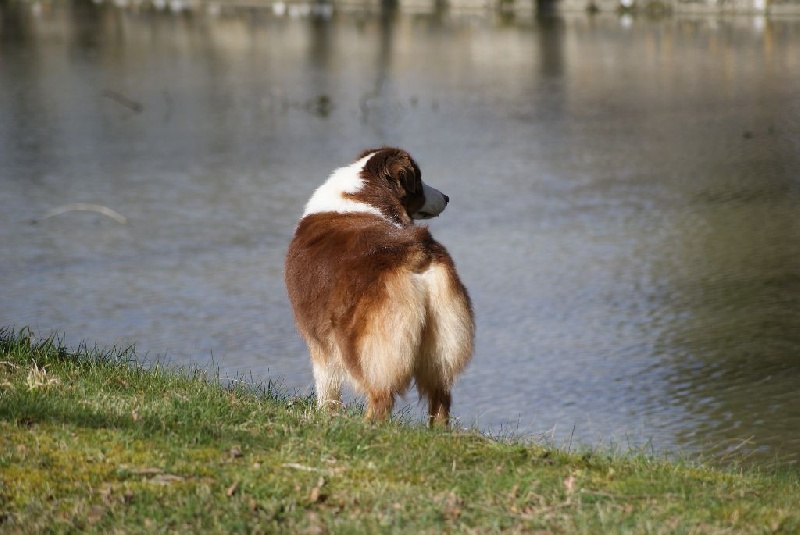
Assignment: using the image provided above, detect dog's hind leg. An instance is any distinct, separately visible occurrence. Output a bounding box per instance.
[415,376,452,427]
[365,390,394,422]
[426,388,452,427]
[310,342,344,411]
[414,262,475,428]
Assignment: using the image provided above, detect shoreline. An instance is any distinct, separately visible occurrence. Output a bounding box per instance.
[1,327,798,531]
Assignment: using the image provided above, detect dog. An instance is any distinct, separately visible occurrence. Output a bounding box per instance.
[284,147,474,425]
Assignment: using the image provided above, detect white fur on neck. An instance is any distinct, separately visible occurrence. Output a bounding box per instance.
[303,154,383,219]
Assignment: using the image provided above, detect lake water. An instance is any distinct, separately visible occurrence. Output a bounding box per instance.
[2,2,799,466]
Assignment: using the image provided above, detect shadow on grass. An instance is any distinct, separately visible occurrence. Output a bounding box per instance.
[0,326,319,448]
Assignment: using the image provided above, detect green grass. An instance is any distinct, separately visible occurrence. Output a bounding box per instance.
[1,327,798,533]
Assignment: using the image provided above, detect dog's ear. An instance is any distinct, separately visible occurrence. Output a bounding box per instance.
[362,148,420,193]
[386,153,420,194]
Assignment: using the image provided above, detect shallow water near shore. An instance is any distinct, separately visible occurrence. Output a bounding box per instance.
[2,3,799,465]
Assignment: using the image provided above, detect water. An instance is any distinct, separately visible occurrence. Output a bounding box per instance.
[2,3,799,465]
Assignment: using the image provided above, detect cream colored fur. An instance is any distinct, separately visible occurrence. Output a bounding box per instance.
[310,262,472,411]
[310,341,346,410]
[415,263,474,388]
[356,270,428,395]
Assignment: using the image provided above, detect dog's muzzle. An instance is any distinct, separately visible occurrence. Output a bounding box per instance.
[412,183,449,220]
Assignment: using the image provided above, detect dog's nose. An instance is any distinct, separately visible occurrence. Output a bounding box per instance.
[443,194,450,204]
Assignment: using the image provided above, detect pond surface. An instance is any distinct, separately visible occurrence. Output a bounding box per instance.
[2,2,799,465]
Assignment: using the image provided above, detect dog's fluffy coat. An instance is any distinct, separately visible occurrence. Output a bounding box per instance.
[284,147,474,424]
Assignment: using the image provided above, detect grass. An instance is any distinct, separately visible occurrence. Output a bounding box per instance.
[1,327,798,533]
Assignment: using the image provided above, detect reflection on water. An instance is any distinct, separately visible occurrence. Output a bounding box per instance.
[1,2,799,465]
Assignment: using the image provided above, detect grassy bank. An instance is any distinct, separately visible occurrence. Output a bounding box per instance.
[1,328,798,533]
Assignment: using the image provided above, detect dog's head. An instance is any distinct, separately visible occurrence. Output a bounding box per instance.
[357,147,449,224]
[302,147,450,226]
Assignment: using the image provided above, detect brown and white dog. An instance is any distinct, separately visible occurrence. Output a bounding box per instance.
[284,147,474,425]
